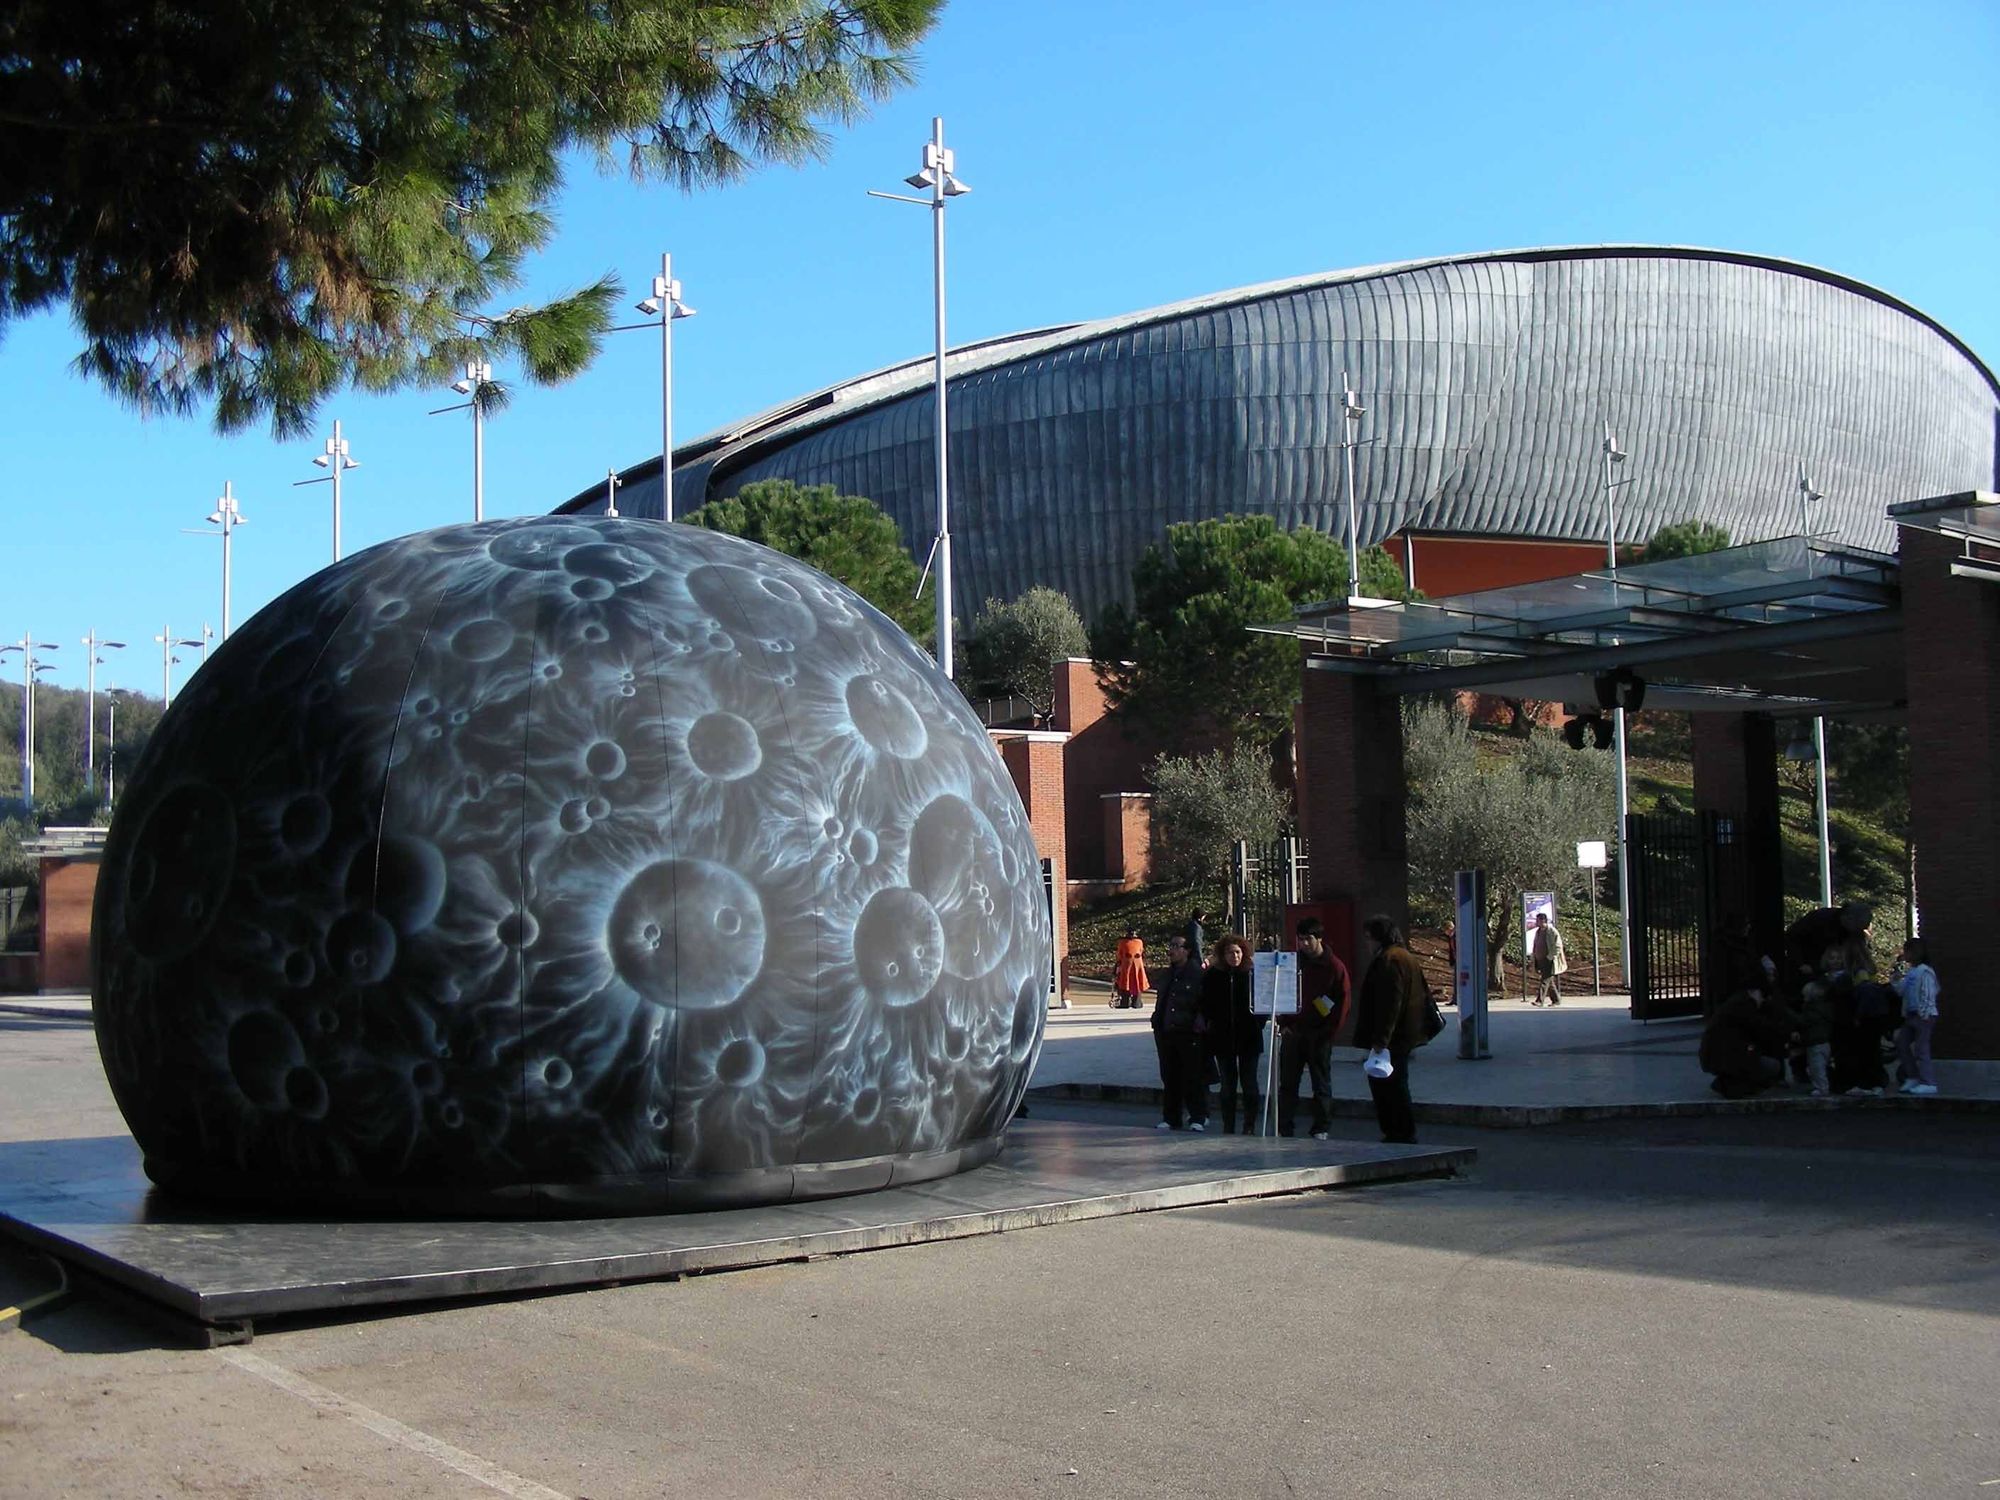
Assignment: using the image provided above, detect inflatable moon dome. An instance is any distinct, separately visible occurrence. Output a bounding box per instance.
[92,518,1051,1214]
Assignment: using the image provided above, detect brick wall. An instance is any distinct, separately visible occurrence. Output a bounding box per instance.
[1100,792,1152,888]
[1296,664,1408,962]
[994,731,1069,993]
[38,855,100,993]
[1691,712,1786,967]
[1900,525,2000,1057]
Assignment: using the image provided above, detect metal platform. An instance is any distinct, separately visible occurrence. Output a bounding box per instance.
[0,1114,1470,1337]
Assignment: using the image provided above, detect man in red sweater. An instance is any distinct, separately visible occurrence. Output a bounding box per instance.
[1277,916,1351,1140]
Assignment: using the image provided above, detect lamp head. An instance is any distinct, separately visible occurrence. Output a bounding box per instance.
[451,378,473,395]
[635,297,661,316]
[671,301,697,319]
[904,168,935,190]
[312,454,330,468]
[942,174,970,197]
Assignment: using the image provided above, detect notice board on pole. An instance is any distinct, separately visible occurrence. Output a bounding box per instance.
[1251,950,1299,1016]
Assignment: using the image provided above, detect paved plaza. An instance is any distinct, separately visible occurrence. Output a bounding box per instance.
[3,996,1999,1498]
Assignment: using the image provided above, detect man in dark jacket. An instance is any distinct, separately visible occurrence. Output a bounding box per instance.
[1700,987,1795,1099]
[1150,936,1209,1131]
[1277,916,1350,1140]
[1354,914,1428,1144]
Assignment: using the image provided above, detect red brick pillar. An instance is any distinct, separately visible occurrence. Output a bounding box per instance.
[995,731,1070,998]
[1296,663,1407,960]
[38,855,100,993]
[1691,712,1785,968]
[1900,525,2000,1058]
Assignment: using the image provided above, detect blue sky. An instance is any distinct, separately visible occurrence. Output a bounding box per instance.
[5,0,1996,694]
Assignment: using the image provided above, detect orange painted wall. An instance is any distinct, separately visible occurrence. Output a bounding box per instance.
[1383,534,1611,598]
[38,856,99,992]
[994,731,1069,990]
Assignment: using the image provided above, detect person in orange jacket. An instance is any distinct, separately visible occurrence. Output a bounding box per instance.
[1113,928,1148,1010]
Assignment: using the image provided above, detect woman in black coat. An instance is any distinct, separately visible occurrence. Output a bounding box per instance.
[1199,934,1263,1134]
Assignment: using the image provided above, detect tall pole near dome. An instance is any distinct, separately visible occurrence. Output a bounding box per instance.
[1797,464,1834,908]
[870,117,969,679]
[1340,372,1366,601]
[1603,422,1636,987]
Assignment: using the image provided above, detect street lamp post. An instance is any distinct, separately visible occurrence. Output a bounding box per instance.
[603,469,622,518]
[869,116,970,679]
[184,482,247,638]
[154,627,203,705]
[626,254,696,520]
[1601,422,1638,984]
[105,688,128,805]
[1796,464,1834,907]
[431,364,494,521]
[81,630,126,794]
[294,419,360,561]
[1,634,59,809]
[1340,372,1367,600]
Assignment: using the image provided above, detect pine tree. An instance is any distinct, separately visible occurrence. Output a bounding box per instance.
[1,0,942,435]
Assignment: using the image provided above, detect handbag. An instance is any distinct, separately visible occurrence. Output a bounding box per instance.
[1363,1048,1395,1079]
[1419,985,1446,1044]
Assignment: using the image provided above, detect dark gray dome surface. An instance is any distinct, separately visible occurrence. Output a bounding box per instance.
[573,247,1999,619]
[93,518,1049,1215]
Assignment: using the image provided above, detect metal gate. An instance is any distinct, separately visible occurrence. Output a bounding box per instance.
[1625,810,1749,1020]
[1228,837,1308,950]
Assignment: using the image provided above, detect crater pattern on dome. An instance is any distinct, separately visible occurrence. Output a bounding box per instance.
[91,518,1050,1214]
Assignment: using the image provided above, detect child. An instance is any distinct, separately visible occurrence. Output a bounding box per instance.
[1797,953,1838,1097]
[1890,937,1940,1096]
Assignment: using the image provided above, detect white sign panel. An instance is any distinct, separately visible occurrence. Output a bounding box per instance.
[1251,950,1300,1016]
[1576,840,1609,870]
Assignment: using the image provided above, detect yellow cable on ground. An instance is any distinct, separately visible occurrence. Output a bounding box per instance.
[0,1256,70,1329]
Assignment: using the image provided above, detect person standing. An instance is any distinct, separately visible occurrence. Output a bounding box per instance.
[1184,909,1209,966]
[1529,911,1568,1007]
[1891,937,1941,1096]
[1150,936,1209,1130]
[1199,935,1262,1134]
[1278,917,1350,1140]
[1113,928,1148,1010]
[1354,915,1428,1144]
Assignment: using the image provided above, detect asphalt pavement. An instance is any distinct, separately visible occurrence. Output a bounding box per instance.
[4,1090,1996,1499]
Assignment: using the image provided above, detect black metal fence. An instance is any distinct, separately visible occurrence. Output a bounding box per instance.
[1227,837,1308,950]
[1626,810,1749,1020]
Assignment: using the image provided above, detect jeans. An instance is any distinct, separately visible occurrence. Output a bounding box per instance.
[1277,1029,1334,1135]
[1154,1031,1210,1126]
[1535,965,1562,1004]
[1896,1016,1937,1088]
[1367,1049,1416,1143]
[1213,1050,1262,1133]
[1805,1041,1831,1094]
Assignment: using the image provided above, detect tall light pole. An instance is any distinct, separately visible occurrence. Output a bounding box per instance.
[294,419,359,561]
[1340,372,1367,600]
[628,254,696,520]
[1796,464,1834,907]
[184,482,247,638]
[105,688,129,805]
[603,468,623,518]
[460,361,492,521]
[2,635,59,810]
[869,116,970,678]
[81,630,126,794]
[154,627,203,705]
[1602,422,1638,985]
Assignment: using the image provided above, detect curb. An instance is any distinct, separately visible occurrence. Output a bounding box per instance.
[1027,1081,2000,1128]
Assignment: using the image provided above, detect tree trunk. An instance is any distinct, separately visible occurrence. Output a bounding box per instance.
[1486,899,1512,992]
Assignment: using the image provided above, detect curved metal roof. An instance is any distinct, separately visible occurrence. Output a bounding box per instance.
[561,246,2000,621]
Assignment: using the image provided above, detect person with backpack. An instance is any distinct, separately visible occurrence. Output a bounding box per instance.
[1354,915,1430,1144]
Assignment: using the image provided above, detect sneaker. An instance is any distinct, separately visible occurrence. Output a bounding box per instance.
[1188,1121,1206,1133]
[1809,1087,1829,1098]
[1311,1130,1330,1142]
[1844,1086,1884,1097]
[1155,1121,1174,1131]
[1908,1083,1939,1096]
[1898,1079,1917,1094]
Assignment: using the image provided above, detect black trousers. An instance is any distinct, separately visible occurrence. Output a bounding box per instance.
[1277,1029,1334,1135]
[1367,1049,1416,1143]
[1154,1032,1209,1126]
[1213,1049,1262,1132]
